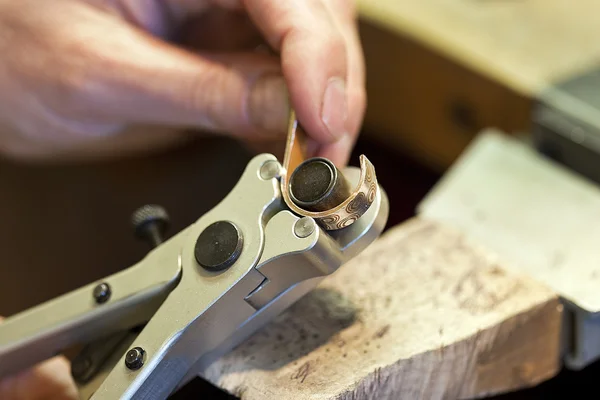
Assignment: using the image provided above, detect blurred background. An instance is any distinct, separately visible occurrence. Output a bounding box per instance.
[2,0,600,398]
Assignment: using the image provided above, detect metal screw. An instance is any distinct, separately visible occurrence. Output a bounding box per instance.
[93,283,111,304]
[131,204,170,249]
[259,160,282,180]
[125,347,145,370]
[294,217,316,238]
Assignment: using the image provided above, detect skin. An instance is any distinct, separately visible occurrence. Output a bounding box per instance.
[0,0,366,166]
[0,0,366,397]
[0,317,78,400]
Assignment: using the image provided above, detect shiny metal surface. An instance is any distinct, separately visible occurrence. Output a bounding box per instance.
[0,230,185,379]
[91,154,281,399]
[0,153,389,399]
[185,165,389,383]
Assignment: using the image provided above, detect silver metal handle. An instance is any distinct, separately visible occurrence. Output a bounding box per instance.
[0,234,184,379]
[0,154,390,400]
[91,154,284,399]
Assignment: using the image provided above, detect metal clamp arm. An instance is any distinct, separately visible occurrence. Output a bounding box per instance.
[0,234,184,379]
[91,154,284,399]
[191,166,389,381]
[0,149,390,400]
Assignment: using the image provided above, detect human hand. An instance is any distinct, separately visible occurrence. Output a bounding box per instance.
[0,0,365,166]
[0,317,78,400]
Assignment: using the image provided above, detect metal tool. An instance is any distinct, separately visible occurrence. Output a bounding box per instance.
[0,114,389,399]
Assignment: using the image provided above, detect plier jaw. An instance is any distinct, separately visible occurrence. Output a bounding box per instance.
[0,121,389,399]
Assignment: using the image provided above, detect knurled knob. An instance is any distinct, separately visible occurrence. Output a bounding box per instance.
[131,204,170,248]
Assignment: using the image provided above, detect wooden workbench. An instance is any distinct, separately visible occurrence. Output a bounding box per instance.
[1,2,597,398]
[358,0,600,170]
[202,132,600,399]
[202,4,600,392]
[203,218,561,399]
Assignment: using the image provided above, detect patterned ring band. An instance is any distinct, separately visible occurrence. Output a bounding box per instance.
[280,111,379,231]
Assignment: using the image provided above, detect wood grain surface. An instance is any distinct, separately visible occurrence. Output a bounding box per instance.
[358,0,600,95]
[202,218,561,399]
[359,20,532,171]
[356,0,600,171]
[419,130,600,314]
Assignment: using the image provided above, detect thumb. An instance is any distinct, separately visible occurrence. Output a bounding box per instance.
[65,17,290,138]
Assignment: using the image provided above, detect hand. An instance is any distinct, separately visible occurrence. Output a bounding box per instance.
[0,0,365,166]
[0,317,78,400]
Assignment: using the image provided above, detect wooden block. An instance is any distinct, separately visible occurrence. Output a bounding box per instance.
[357,0,600,170]
[418,130,600,314]
[202,218,561,399]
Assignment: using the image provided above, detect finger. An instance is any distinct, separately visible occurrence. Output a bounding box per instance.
[108,0,245,34]
[179,9,265,53]
[242,0,350,147]
[315,0,366,166]
[0,125,195,164]
[164,0,243,26]
[46,14,291,139]
[318,130,357,167]
[0,317,78,400]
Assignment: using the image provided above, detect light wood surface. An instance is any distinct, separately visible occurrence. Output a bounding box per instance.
[357,0,600,170]
[203,218,561,399]
[419,130,600,313]
[359,20,531,171]
[358,0,600,95]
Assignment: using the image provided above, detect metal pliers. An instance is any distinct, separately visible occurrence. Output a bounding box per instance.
[0,115,389,399]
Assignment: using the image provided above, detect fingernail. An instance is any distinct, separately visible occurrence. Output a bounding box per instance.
[321,77,348,140]
[248,74,290,136]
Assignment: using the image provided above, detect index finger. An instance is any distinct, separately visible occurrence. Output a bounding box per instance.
[242,0,350,147]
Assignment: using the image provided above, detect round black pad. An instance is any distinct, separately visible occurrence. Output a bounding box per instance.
[195,221,243,272]
[289,158,336,205]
